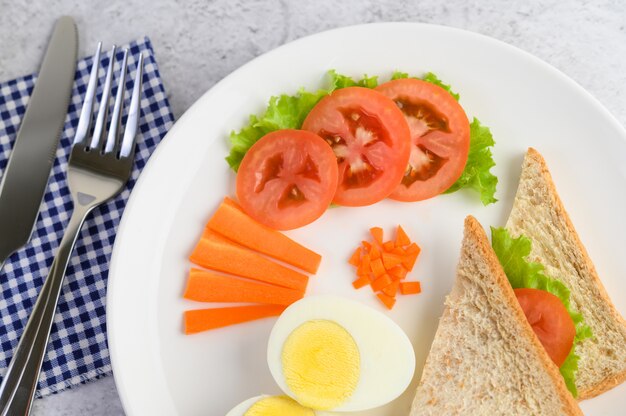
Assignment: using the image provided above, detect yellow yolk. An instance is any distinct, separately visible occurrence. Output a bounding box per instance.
[243,396,314,416]
[281,320,360,410]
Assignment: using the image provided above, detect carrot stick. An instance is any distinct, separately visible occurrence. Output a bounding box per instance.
[184,268,304,305]
[190,238,308,291]
[207,200,321,273]
[184,305,286,334]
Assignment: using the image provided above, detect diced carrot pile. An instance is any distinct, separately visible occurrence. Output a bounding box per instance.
[183,197,321,334]
[349,226,422,310]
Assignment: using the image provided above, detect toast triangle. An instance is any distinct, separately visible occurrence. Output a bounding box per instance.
[506,148,626,399]
[410,216,582,416]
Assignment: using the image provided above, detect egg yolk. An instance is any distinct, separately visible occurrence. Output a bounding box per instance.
[281,320,360,410]
[244,395,314,416]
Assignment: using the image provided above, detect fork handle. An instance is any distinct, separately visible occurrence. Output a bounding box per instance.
[0,202,93,416]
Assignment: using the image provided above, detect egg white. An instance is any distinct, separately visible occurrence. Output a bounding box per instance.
[267,295,416,412]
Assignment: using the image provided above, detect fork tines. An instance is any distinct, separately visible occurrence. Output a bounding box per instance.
[73,42,144,159]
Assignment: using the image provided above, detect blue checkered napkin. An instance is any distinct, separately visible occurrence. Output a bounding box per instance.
[0,37,175,397]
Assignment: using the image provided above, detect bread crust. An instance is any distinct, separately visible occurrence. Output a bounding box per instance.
[524,148,626,399]
[463,216,583,415]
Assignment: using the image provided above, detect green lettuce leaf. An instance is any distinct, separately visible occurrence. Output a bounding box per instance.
[444,118,498,205]
[226,89,330,171]
[328,70,379,89]
[491,227,593,397]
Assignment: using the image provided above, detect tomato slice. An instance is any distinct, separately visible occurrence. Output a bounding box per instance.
[302,87,410,206]
[375,79,470,201]
[514,288,576,367]
[236,129,338,230]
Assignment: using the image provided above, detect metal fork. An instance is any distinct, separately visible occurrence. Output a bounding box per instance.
[0,43,143,416]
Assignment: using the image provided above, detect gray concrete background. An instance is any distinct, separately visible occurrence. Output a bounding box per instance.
[0,0,625,414]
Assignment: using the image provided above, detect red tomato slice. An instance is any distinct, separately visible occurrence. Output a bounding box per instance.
[236,129,338,230]
[375,79,470,201]
[514,288,576,367]
[302,87,410,206]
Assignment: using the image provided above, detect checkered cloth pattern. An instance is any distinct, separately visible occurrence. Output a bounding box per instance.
[0,37,174,397]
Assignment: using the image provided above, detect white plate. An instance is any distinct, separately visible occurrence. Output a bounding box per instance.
[107,23,626,415]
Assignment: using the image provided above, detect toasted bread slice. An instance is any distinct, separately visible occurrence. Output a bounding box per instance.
[506,148,626,399]
[410,216,581,416]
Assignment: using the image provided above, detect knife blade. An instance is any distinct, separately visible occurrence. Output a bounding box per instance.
[0,16,78,270]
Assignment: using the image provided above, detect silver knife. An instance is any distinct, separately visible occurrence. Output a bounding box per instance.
[0,16,78,271]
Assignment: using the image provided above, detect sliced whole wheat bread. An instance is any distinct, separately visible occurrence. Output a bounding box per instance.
[506,148,626,399]
[410,216,582,416]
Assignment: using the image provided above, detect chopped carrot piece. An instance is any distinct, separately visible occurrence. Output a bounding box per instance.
[184,268,304,305]
[395,225,411,247]
[382,252,403,269]
[377,292,396,310]
[382,280,399,297]
[191,238,308,291]
[184,305,286,334]
[406,242,421,255]
[349,247,362,267]
[388,266,408,281]
[370,227,384,245]
[400,281,422,295]
[371,274,392,292]
[357,254,371,276]
[402,251,420,271]
[382,241,395,251]
[361,240,372,251]
[352,275,370,289]
[370,258,386,277]
[369,244,381,260]
[207,199,322,273]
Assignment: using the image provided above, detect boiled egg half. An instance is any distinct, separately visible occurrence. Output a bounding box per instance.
[267,295,415,412]
[225,395,332,416]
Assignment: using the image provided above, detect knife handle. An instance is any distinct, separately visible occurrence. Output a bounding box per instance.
[0,203,92,416]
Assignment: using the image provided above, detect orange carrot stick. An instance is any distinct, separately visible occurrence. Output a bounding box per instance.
[190,239,308,291]
[184,305,286,334]
[207,200,321,273]
[184,268,304,305]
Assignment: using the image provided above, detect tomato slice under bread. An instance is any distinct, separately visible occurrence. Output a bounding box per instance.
[236,129,338,230]
[514,288,576,367]
[302,87,410,207]
[375,78,470,201]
